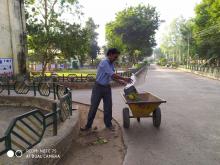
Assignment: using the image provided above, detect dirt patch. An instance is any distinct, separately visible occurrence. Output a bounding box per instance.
[58,104,126,165]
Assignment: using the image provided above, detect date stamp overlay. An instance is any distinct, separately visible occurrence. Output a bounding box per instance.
[6,148,61,159]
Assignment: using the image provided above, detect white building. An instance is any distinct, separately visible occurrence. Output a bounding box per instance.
[97,48,105,60]
[0,0,26,75]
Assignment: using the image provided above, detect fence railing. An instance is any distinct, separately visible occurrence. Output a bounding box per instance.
[0,79,69,98]
[31,72,133,82]
[0,70,134,84]
[0,74,96,83]
[0,79,72,156]
[184,65,220,72]
[180,65,220,78]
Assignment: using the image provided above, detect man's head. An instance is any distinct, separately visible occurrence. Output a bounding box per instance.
[107,48,120,63]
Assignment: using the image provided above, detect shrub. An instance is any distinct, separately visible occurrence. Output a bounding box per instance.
[158,58,167,66]
[171,62,179,68]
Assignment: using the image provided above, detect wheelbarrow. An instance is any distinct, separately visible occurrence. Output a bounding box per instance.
[121,91,166,128]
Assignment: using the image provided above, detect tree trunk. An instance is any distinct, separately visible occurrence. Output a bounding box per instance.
[42,61,47,76]
[92,58,94,66]
[132,55,135,65]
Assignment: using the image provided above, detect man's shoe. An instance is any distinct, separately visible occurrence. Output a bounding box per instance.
[106,125,116,131]
[80,126,91,131]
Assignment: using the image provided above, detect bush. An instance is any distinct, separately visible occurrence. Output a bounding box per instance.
[93,59,101,67]
[171,62,179,68]
[143,60,148,65]
[157,58,167,66]
[133,63,144,69]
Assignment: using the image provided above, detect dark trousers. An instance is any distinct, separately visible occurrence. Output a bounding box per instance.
[86,83,112,128]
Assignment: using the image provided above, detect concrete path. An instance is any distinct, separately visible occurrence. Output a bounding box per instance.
[72,64,220,165]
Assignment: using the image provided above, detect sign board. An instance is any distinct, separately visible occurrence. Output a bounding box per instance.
[0,58,13,75]
[59,64,64,69]
[36,64,42,71]
[51,64,56,69]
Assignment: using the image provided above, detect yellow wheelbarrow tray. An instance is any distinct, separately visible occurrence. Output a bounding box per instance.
[121,91,166,128]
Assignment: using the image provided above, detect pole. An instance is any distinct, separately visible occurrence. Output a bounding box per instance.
[187,33,190,67]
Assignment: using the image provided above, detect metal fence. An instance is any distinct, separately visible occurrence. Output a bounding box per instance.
[30,72,132,82]
[0,79,72,156]
[0,71,133,83]
[179,65,220,78]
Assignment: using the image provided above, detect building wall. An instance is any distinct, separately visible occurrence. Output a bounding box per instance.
[0,0,26,75]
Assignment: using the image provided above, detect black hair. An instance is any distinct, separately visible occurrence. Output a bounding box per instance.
[107,48,120,56]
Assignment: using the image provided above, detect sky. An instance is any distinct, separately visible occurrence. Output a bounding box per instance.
[77,0,202,47]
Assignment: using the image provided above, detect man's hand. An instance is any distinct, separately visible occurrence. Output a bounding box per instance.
[123,77,132,83]
[117,79,127,85]
[112,74,132,84]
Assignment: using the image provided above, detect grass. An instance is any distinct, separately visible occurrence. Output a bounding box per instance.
[45,72,96,77]
[57,69,97,73]
[30,69,97,77]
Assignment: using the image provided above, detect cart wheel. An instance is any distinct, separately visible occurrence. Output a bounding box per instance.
[153,107,161,128]
[137,117,140,122]
[123,108,130,128]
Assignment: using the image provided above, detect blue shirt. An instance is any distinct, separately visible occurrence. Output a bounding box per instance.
[96,58,115,85]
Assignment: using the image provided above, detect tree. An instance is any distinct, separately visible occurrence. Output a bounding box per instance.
[105,4,160,64]
[105,21,127,52]
[160,17,196,65]
[153,48,165,59]
[160,0,220,66]
[57,22,89,66]
[85,18,99,65]
[194,0,220,65]
[161,17,187,63]
[25,0,87,74]
[179,19,197,64]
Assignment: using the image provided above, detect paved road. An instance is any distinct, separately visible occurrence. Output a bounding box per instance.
[72,65,220,165]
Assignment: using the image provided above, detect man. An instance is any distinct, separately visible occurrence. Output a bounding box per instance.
[80,48,131,131]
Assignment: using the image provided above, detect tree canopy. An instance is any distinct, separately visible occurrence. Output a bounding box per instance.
[194,0,220,60]
[105,5,160,64]
[160,0,220,66]
[160,0,220,65]
[160,17,196,64]
[85,18,100,65]
[25,0,99,73]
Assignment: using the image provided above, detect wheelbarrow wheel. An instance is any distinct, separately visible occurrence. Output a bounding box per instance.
[123,108,130,128]
[153,107,161,128]
[137,117,140,122]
